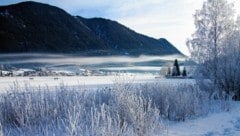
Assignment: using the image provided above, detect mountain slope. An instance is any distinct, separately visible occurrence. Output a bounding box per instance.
[78,17,181,55]
[0,1,183,56]
[0,1,106,53]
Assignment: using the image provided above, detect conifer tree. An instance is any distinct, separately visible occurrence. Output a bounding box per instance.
[172,59,180,76]
[182,67,187,77]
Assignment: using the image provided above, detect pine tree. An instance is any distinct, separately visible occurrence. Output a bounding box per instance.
[172,59,180,76]
[182,67,187,77]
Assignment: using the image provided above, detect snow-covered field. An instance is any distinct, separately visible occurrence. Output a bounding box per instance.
[167,101,240,136]
[0,75,193,92]
[0,75,239,136]
[0,75,154,91]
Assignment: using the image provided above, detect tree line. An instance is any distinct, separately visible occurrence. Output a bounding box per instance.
[160,59,187,78]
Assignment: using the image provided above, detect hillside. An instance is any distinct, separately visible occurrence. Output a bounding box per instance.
[78,17,181,55]
[0,1,183,56]
[0,1,106,54]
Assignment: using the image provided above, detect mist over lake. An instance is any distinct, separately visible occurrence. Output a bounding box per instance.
[0,53,186,74]
[0,53,185,65]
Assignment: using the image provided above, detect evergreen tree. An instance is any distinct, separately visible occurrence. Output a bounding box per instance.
[172,59,180,76]
[182,67,187,77]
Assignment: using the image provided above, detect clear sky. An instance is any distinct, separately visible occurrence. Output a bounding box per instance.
[1,0,239,55]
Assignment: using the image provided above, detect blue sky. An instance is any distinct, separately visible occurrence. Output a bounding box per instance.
[1,0,239,55]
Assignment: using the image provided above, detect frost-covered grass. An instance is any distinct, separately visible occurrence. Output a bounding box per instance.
[0,78,230,135]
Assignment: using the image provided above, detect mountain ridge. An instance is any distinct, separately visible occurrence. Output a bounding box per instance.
[0,1,183,56]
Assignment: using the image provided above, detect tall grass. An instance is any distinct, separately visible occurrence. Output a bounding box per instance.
[0,78,228,135]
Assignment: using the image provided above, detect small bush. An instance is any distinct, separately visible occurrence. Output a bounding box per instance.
[0,79,228,135]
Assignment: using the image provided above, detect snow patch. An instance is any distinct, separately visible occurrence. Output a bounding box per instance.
[168,102,240,136]
[0,9,13,18]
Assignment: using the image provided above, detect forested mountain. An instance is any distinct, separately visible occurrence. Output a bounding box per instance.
[0,1,183,56]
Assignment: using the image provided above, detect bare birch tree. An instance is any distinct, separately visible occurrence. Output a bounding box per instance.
[187,0,240,99]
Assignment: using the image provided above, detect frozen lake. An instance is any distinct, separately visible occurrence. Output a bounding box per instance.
[0,75,194,92]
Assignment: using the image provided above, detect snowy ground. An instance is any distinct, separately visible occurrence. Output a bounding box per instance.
[0,75,156,91]
[0,75,193,92]
[0,75,239,136]
[167,102,240,136]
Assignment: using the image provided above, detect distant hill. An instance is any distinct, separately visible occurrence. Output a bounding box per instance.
[0,1,183,56]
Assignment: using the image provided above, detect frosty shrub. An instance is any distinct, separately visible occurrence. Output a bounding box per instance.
[139,82,210,121]
[113,86,162,135]
[0,79,226,135]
